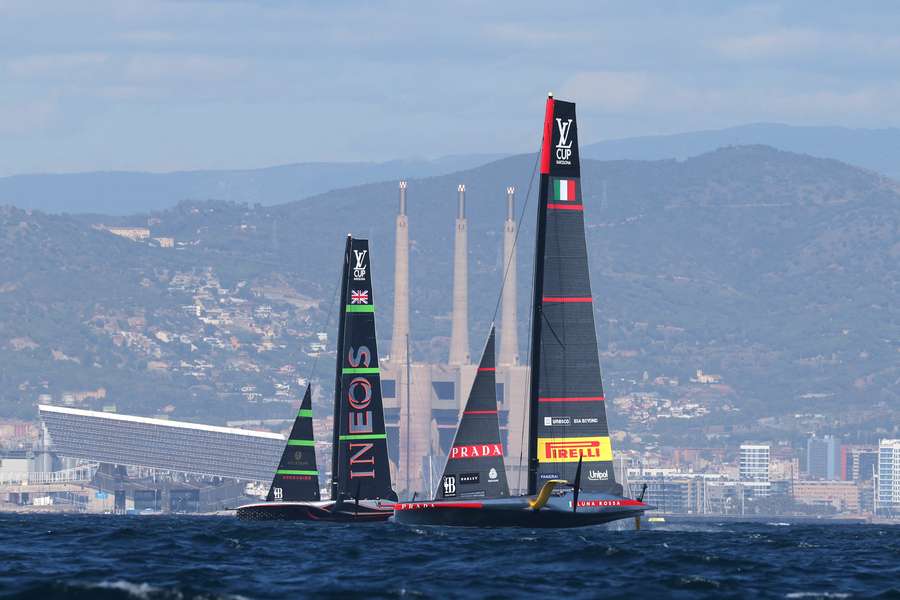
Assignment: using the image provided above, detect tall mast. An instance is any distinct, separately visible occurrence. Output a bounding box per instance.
[330,234,352,500]
[526,95,555,495]
[526,94,618,497]
[334,238,395,501]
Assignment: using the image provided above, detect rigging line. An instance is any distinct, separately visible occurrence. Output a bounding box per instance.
[491,151,540,324]
[512,148,542,494]
[302,269,343,394]
[541,310,564,348]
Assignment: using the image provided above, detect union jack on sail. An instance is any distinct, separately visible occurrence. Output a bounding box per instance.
[350,290,369,304]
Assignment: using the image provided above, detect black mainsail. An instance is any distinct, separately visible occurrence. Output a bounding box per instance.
[527,97,620,496]
[332,237,396,502]
[436,327,510,501]
[394,94,652,526]
[267,385,320,502]
[237,235,396,521]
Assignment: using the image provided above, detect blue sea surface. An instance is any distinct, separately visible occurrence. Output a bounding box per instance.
[0,513,897,599]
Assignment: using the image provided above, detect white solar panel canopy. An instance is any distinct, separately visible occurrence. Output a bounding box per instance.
[39,405,284,482]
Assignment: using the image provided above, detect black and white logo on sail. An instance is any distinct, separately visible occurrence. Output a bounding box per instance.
[459,472,480,484]
[555,118,573,166]
[548,100,579,176]
[353,249,368,281]
[488,468,499,483]
[588,469,609,481]
[443,475,457,497]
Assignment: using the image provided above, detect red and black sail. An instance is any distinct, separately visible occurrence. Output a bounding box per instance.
[332,237,397,502]
[267,385,320,502]
[437,327,509,500]
[527,96,620,495]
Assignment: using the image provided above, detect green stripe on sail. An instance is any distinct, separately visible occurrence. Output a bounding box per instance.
[345,304,375,313]
[276,469,318,476]
[286,439,315,446]
[339,433,387,441]
[342,367,379,374]
[296,409,313,418]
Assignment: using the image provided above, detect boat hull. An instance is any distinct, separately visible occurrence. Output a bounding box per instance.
[236,500,393,522]
[394,492,650,528]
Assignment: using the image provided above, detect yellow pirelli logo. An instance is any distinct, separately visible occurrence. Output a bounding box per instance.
[537,436,612,463]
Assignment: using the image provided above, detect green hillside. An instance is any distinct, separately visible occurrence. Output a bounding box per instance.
[2,146,897,442]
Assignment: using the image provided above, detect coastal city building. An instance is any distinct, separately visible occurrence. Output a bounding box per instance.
[841,445,878,482]
[792,480,861,513]
[807,435,839,479]
[876,439,900,516]
[739,443,771,497]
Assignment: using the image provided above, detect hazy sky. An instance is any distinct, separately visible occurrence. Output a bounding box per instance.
[2,1,900,175]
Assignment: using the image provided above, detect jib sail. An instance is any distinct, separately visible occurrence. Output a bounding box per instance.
[332,237,397,502]
[267,385,321,502]
[437,327,509,500]
[527,96,621,496]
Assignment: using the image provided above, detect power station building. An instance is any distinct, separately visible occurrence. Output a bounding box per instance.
[380,181,529,497]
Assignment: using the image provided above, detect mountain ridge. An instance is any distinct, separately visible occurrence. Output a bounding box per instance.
[5,122,900,216]
[1,145,897,444]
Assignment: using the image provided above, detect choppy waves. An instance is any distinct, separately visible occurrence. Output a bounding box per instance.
[0,513,898,599]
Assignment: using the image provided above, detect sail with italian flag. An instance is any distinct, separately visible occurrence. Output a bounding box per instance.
[530,97,620,496]
[392,94,652,528]
[553,178,577,202]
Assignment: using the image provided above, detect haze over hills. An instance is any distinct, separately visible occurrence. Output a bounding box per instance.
[582,123,900,179]
[0,154,504,216]
[1,146,898,444]
[4,123,900,218]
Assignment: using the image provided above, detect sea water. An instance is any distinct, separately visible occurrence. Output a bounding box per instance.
[0,513,897,599]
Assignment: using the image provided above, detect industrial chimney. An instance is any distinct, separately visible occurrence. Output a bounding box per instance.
[448,184,470,366]
[498,186,519,366]
[390,181,410,365]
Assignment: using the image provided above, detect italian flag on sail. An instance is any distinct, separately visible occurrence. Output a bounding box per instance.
[553,178,577,201]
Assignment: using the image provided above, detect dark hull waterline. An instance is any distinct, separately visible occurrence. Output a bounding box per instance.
[236,500,393,522]
[394,491,651,528]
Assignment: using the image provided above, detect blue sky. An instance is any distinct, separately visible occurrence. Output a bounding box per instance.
[2,1,899,175]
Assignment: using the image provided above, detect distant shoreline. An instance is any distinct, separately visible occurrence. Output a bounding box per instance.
[650,514,896,526]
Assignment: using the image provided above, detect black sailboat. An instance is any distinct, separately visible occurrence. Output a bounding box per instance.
[434,328,509,502]
[237,235,397,521]
[394,95,652,527]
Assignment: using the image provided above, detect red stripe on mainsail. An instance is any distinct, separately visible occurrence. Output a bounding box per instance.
[538,396,605,403]
[464,410,498,415]
[547,203,584,211]
[540,97,555,174]
[478,367,496,372]
[542,296,592,303]
[567,179,577,199]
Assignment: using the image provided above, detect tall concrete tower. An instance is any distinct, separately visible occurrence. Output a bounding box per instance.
[390,181,409,365]
[498,186,519,367]
[448,184,470,366]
